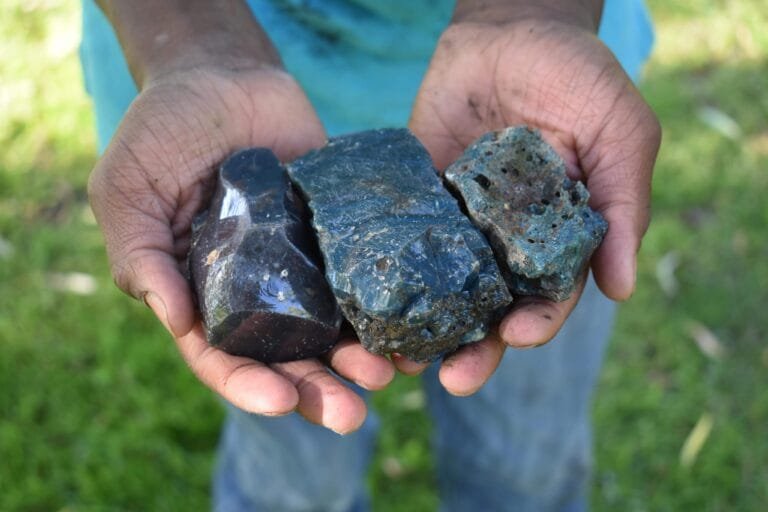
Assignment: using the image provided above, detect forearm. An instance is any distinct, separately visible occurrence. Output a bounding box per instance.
[453,0,604,32]
[96,0,282,88]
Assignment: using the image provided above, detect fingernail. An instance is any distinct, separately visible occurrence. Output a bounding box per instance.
[143,291,172,334]
[261,410,294,418]
[625,257,638,299]
[331,421,363,436]
[515,341,548,350]
[632,257,638,284]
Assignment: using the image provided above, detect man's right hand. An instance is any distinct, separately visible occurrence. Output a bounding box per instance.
[88,66,395,434]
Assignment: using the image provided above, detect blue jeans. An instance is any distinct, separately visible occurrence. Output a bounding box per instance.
[213,279,614,512]
[80,1,652,509]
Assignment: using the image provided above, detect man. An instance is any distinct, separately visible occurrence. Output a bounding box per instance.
[82,0,660,509]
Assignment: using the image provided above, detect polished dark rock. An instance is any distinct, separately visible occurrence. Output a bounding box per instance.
[188,148,342,362]
[445,126,608,301]
[287,128,512,362]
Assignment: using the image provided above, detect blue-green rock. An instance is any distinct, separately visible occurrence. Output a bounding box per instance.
[188,148,342,362]
[445,126,608,301]
[287,129,512,362]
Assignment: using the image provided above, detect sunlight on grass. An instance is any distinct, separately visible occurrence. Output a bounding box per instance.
[593,2,768,511]
[649,0,768,64]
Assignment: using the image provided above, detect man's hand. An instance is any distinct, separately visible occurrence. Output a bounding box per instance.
[90,0,395,434]
[88,67,394,434]
[406,3,661,394]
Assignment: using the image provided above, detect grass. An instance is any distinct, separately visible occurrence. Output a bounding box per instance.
[0,0,766,510]
[592,2,768,509]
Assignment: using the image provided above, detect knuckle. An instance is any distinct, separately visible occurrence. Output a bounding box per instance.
[633,100,662,151]
[647,113,663,154]
[220,360,257,394]
[86,165,104,203]
[192,346,224,388]
[109,255,142,298]
[295,368,338,396]
[604,200,650,241]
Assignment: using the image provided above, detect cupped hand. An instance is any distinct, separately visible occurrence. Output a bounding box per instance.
[88,67,394,434]
[406,16,661,394]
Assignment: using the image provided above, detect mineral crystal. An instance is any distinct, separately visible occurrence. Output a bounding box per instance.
[287,128,512,362]
[444,126,608,301]
[188,148,342,362]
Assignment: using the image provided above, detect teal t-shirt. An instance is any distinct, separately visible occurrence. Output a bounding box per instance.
[80,0,654,151]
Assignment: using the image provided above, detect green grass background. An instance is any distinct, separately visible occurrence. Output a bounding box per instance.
[1,1,766,510]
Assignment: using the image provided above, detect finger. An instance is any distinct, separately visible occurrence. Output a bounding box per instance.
[176,322,299,415]
[391,353,430,376]
[89,161,197,338]
[499,276,586,347]
[323,338,395,391]
[123,249,196,339]
[578,91,661,301]
[438,334,506,397]
[271,359,368,435]
[590,202,644,301]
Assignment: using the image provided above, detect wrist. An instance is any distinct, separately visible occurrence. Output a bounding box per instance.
[97,0,282,89]
[140,48,281,90]
[452,0,603,33]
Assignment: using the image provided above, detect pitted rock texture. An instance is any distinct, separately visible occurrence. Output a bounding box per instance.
[287,128,512,362]
[445,126,608,301]
[188,148,342,362]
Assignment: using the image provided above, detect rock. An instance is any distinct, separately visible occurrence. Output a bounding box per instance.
[188,148,342,362]
[287,128,512,362]
[444,126,608,301]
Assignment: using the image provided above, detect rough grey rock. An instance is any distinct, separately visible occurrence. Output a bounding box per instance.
[287,128,512,362]
[445,126,608,301]
[188,148,342,362]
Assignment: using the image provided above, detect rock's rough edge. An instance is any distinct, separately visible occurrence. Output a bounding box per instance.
[445,126,608,301]
[190,125,608,363]
[287,128,512,362]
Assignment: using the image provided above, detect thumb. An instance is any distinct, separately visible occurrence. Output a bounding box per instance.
[579,89,661,301]
[114,247,196,339]
[89,169,196,339]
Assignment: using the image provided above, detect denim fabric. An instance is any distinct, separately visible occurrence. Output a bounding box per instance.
[213,278,613,512]
[214,394,378,512]
[80,1,652,510]
[423,278,614,512]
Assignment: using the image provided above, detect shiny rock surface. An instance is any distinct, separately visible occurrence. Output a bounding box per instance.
[188,148,342,362]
